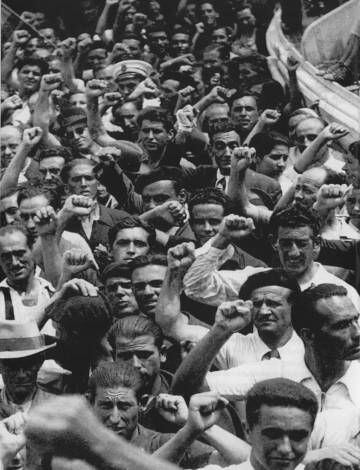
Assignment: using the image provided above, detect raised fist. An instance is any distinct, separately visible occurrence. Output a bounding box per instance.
[103,92,122,107]
[167,242,196,273]
[59,37,76,60]
[22,127,43,147]
[130,78,159,99]
[195,22,205,34]
[63,195,94,217]
[151,200,187,227]
[77,36,92,53]
[321,123,349,141]
[313,184,351,213]
[218,214,255,242]
[62,249,97,279]
[156,394,188,425]
[187,392,228,433]
[231,146,255,174]
[40,73,63,92]
[259,109,281,127]
[215,299,253,333]
[96,146,121,166]
[2,95,23,111]
[86,79,107,98]
[13,30,30,46]
[33,206,57,236]
[286,54,301,72]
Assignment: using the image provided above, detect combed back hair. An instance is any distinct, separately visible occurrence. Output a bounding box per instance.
[0,224,31,248]
[208,120,237,141]
[108,315,164,350]
[188,187,231,217]
[269,205,321,238]
[228,90,258,109]
[130,254,167,273]
[101,262,132,283]
[134,166,185,193]
[295,116,325,132]
[38,146,72,163]
[60,158,97,183]
[239,269,300,305]
[250,132,289,160]
[16,57,48,75]
[349,141,360,162]
[147,23,170,37]
[17,180,62,210]
[108,216,156,249]
[246,378,318,429]
[288,108,319,121]
[291,283,348,336]
[88,361,144,402]
[137,107,174,132]
[120,32,145,46]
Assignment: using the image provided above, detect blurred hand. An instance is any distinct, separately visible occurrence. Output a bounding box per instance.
[33,206,57,237]
[86,79,107,98]
[2,95,23,111]
[167,242,196,274]
[217,214,255,242]
[40,73,63,92]
[187,392,228,433]
[215,299,253,333]
[22,127,43,147]
[156,394,189,425]
[62,249,98,278]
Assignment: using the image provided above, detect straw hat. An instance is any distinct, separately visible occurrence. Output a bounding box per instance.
[0,320,56,360]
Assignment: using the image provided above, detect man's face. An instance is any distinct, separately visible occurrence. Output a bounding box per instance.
[346,189,360,220]
[171,33,190,55]
[67,163,98,199]
[111,227,150,263]
[257,144,289,180]
[212,28,228,45]
[122,39,142,58]
[116,76,141,99]
[231,96,259,134]
[138,120,171,155]
[0,127,22,168]
[294,119,324,153]
[131,264,166,317]
[312,295,360,361]
[33,12,46,29]
[39,28,56,48]
[293,169,326,209]
[93,386,138,440]
[206,104,229,129]
[39,156,65,183]
[191,203,224,246]
[18,64,42,93]
[115,334,161,387]
[149,31,169,57]
[276,226,317,278]
[212,130,241,175]
[142,180,178,212]
[113,102,139,137]
[202,49,222,70]
[1,355,42,401]
[251,286,293,338]
[64,123,92,152]
[69,93,87,109]
[19,194,49,242]
[87,48,107,71]
[105,276,139,317]
[248,405,313,470]
[0,231,34,285]
[236,7,256,29]
[0,193,19,225]
[24,38,41,57]
[200,2,218,25]
[343,152,360,185]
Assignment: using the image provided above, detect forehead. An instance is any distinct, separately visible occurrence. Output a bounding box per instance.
[70,93,86,101]
[105,275,131,285]
[213,131,240,143]
[39,156,65,167]
[95,386,137,402]
[19,65,41,73]
[119,102,137,114]
[142,180,176,195]
[207,105,229,119]
[251,285,292,300]
[1,128,22,142]
[123,38,141,46]
[114,227,149,242]
[315,295,358,325]
[19,195,49,211]
[270,144,289,154]
[69,163,94,177]
[0,193,18,209]
[192,203,224,218]
[116,334,156,350]
[298,169,326,187]
[88,48,106,57]
[232,96,257,108]
[149,31,167,39]
[172,33,189,41]
[201,2,215,11]
[256,405,313,429]
[237,7,253,17]
[296,118,324,135]
[140,119,166,131]
[0,231,28,251]
[277,225,313,239]
[132,263,167,282]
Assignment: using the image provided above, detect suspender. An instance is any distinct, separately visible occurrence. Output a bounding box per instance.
[0,287,15,320]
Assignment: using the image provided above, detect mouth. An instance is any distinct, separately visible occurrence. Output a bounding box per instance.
[80,190,91,196]
[345,345,360,359]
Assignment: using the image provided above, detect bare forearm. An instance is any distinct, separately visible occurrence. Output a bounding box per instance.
[287,71,303,111]
[96,3,112,36]
[0,144,29,196]
[61,59,79,94]
[294,134,327,173]
[203,425,250,464]
[40,234,63,287]
[155,270,183,335]
[33,90,50,135]
[1,44,17,84]
[154,424,199,464]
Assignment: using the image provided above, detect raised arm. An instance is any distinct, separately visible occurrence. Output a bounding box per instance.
[57,38,83,94]
[243,109,281,146]
[95,0,118,37]
[171,300,252,398]
[0,127,42,197]
[1,30,29,86]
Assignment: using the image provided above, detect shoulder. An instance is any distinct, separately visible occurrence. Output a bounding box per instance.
[99,205,130,223]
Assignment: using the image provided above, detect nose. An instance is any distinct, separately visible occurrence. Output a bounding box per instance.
[146,200,156,211]
[45,170,52,180]
[224,145,232,156]
[278,158,286,169]
[26,216,36,229]
[203,221,212,233]
[295,189,303,201]
[143,284,155,296]
[288,242,301,258]
[354,200,360,212]
[258,301,271,315]
[132,354,142,369]
[74,130,82,139]
[277,435,293,456]
[16,367,28,380]
[80,176,87,187]
[127,241,135,255]
[351,321,360,341]
[109,406,121,424]
[148,130,155,140]
[4,146,12,156]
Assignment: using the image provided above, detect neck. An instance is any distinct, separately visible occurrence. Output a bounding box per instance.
[258,327,293,350]
[6,386,36,405]
[295,262,317,285]
[7,270,35,294]
[304,348,350,391]
[350,217,360,230]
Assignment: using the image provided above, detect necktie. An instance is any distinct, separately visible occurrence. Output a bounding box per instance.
[261,349,281,360]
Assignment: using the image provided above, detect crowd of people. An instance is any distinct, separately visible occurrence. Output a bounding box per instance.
[1,0,360,469]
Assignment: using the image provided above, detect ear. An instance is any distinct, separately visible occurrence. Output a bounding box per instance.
[160,344,167,363]
[177,188,188,205]
[168,129,175,140]
[313,235,321,259]
[268,233,277,252]
[244,423,252,445]
[300,327,314,344]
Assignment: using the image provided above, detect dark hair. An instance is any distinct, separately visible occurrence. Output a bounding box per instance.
[17,57,48,75]
[246,378,318,429]
[228,89,258,109]
[171,28,191,39]
[130,254,167,273]
[60,158,97,184]
[269,206,321,238]
[120,32,145,46]
[88,361,144,402]
[250,132,289,161]
[258,81,286,110]
[147,23,170,38]
[291,283,348,336]
[137,107,174,132]
[38,146,73,163]
[239,269,300,304]
[101,261,132,283]
[108,216,156,249]
[108,315,164,350]
[202,43,229,61]
[188,187,231,217]
[17,180,62,211]
[349,141,360,162]
[134,167,185,194]
[208,120,238,141]
[86,40,108,53]
[0,224,32,248]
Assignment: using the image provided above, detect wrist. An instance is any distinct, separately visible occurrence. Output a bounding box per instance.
[212,233,230,249]
[213,320,234,338]
[183,421,203,440]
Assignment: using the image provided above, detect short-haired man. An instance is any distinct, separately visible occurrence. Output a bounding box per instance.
[230,92,259,140]
[38,146,71,185]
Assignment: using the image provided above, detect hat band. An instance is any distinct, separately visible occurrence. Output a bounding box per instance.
[0,336,46,352]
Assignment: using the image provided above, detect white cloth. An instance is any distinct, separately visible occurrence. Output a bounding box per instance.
[201,459,304,470]
[215,169,229,192]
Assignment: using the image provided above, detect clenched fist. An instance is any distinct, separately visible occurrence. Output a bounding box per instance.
[215,299,253,333]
